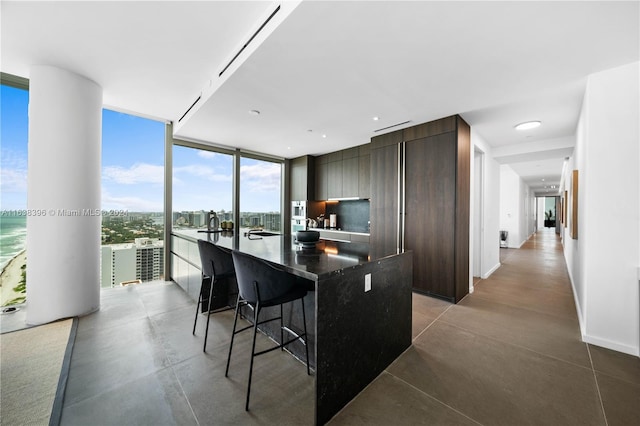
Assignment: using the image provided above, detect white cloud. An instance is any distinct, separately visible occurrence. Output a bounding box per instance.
[197,151,218,159]
[0,168,27,193]
[240,163,281,193]
[0,149,28,193]
[103,163,164,184]
[102,190,163,212]
[173,164,231,185]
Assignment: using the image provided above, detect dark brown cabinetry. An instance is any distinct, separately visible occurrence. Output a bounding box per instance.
[328,160,343,199]
[358,144,371,199]
[370,130,402,255]
[370,115,470,303]
[315,155,329,201]
[315,144,371,200]
[290,155,315,201]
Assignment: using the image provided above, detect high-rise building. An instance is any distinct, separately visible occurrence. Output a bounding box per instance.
[101,238,164,287]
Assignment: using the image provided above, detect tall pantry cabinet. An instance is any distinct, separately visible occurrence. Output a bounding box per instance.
[370,115,470,303]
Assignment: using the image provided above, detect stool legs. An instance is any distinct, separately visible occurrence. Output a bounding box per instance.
[192,275,208,335]
[225,297,310,411]
[246,303,261,411]
[301,297,310,375]
[225,294,242,378]
[203,277,216,352]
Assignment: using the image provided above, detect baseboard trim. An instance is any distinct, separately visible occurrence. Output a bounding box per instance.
[482,262,501,279]
[583,334,639,357]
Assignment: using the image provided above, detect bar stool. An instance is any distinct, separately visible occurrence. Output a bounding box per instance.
[225,250,310,411]
[193,239,236,352]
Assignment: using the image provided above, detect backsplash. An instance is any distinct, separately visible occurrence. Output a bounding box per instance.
[325,200,370,233]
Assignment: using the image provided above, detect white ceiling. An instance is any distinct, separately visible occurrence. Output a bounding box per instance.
[2,1,639,196]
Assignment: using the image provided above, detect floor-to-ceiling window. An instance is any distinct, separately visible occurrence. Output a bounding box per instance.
[100,109,165,287]
[0,82,29,306]
[239,156,282,232]
[171,144,234,229]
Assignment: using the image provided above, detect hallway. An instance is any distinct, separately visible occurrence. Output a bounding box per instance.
[331,229,640,425]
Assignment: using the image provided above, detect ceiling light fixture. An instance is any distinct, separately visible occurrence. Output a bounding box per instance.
[373,116,380,121]
[515,121,541,131]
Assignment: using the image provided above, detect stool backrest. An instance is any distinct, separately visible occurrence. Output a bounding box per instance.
[197,239,234,280]
[231,250,295,304]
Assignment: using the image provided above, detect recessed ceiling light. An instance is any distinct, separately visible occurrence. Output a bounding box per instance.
[322,134,327,138]
[515,121,541,131]
[373,116,380,121]
[249,109,260,115]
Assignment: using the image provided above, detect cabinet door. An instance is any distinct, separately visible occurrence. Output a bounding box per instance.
[327,160,343,199]
[290,156,315,201]
[342,157,359,198]
[370,143,399,257]
[358,154,370,199]
[404,132,456,300]
[315,162,328,201]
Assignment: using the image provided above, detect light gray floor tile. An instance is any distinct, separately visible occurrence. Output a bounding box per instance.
[596,371,640,426]
[329,371,479,425]
[61,367,197,426]
[440,296,591,368]
[589,344,640,386]
[387,321,605,426]
[65,316,169,406]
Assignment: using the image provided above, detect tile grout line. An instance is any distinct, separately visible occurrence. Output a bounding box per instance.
[390,372,485,426]
[586,343,609,426]
[435,318,597,373]
[469,291,579,323]
[412,302,455,342]
[170,365,201,426]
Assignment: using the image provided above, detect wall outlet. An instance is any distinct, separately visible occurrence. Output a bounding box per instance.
[365,273,371,292]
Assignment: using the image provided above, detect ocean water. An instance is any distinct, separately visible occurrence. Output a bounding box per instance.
[0,216,27,272]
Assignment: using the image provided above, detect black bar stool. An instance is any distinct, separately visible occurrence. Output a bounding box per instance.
[225,250,310,411]
[193,239,236,352]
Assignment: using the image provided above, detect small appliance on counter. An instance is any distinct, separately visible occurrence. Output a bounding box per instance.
[329,214,337,228]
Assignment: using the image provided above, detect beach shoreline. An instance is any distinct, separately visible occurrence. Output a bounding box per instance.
[0,249,27,306]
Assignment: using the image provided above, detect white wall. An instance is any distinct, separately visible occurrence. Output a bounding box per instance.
[499,165,534,248]
[471,129,501,278]
[564,61,640,356]
[536,197,545,230]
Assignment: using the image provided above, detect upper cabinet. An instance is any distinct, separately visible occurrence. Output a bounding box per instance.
[290,155,315,201]
[314,154,328,201]
[315,144,370,200]
[358,144,371,199]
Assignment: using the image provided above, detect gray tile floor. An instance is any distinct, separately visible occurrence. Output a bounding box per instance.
[57,229,639,425]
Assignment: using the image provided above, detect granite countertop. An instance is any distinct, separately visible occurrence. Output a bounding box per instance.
[172,228,377,280]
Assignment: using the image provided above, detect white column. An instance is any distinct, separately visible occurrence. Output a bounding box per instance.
[26,66,102,325]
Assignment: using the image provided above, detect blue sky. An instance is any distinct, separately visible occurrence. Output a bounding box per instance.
[1,85,281,213]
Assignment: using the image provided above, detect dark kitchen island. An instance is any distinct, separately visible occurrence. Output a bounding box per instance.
[171,229,413,424]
